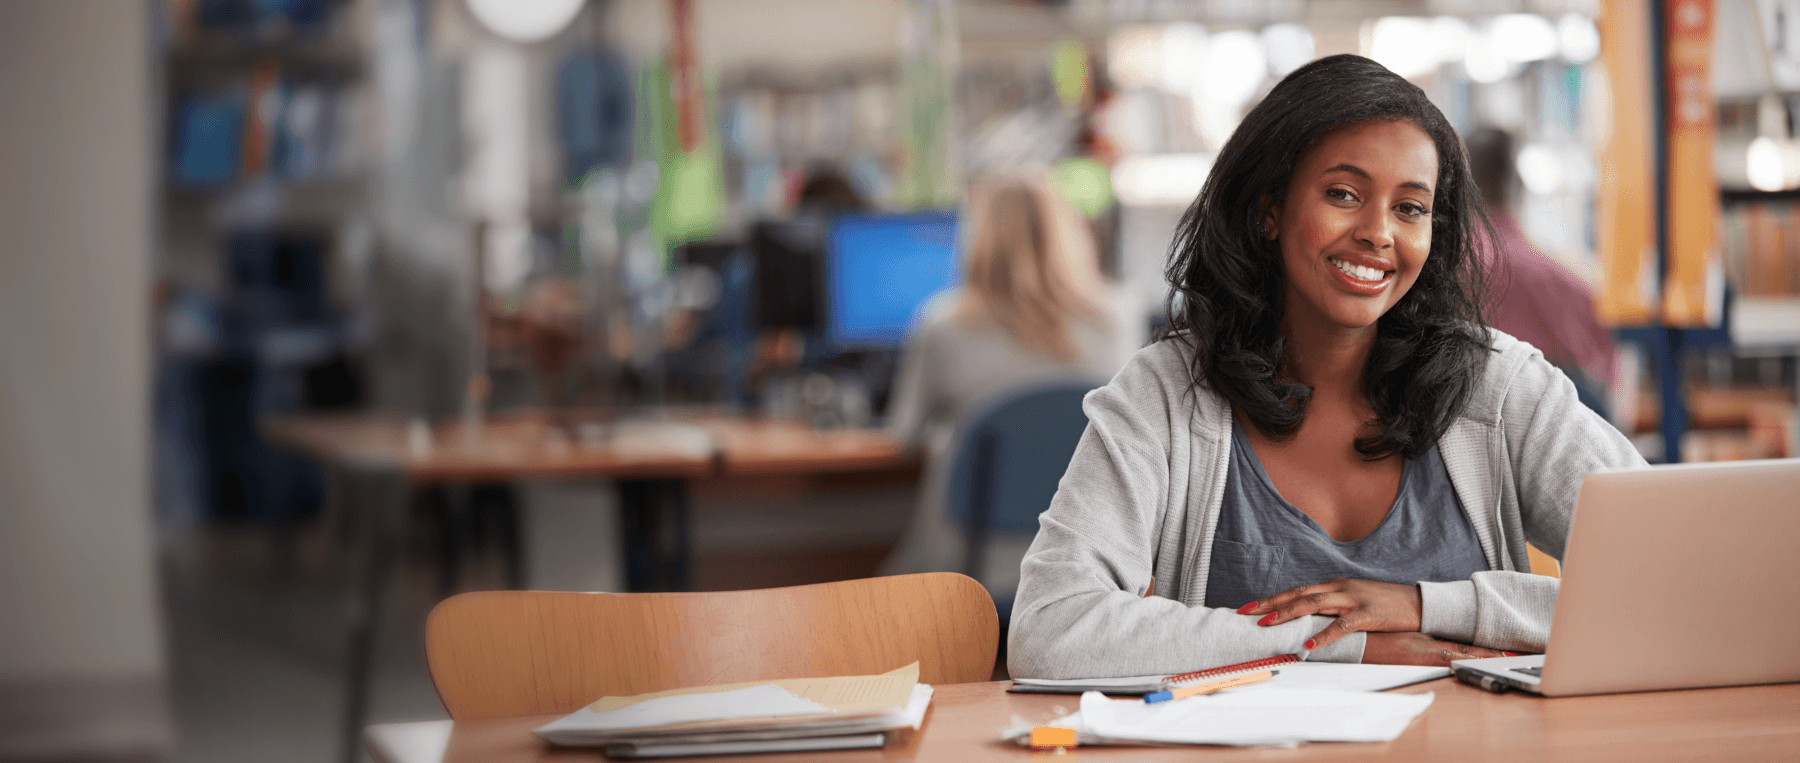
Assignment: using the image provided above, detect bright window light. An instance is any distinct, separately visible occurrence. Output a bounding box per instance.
[465,0,585,43]
[1516,143,1565,194]
[1493,14,1559,63]
[1370,17,1439,79]
[1113,154,1214,206]
[1160,23,1208,94]
[1108,26,1163,91]
[1558,14,1601,63]
[1202,30,1266,106]
[1464,28,1512,84]
[1747,137,1786,192]
[1261,23,1314,78]
[1431,17,1471,64]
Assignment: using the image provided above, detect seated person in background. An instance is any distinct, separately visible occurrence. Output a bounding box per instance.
[1008,54,1647,680]
[1464,127,1619,419]
[880,174,1133,591]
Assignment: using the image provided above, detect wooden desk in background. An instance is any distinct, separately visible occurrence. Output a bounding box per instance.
[261,409,918,763]
[262,409,919,591]
[693,414,920,476]
[444,678,1800,763]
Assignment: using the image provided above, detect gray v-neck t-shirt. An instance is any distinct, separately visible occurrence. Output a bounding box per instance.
[1203,420,1490,611]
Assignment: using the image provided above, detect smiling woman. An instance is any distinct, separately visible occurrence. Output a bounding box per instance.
[1006,55,1648,681]
[1270,122,1437,337]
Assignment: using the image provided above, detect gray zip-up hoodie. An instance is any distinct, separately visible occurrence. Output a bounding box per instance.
[1007,329,1648,679]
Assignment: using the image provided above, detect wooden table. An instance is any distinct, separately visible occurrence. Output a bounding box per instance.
[261,409,917,763]
[261,411,719,484]
[442,679,1800,762]
[692,415,920,476]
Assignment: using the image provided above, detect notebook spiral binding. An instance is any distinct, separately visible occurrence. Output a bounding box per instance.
[1165,654,1301,687]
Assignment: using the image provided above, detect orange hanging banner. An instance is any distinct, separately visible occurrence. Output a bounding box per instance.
[1596,0,1661,326]
[669,0,703,154]
[1662,0,1721,326]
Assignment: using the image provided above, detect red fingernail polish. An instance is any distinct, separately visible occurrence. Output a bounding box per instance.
[1237,603,1257,615]
[1503,652,1517,657]
[1304,639,1316,650]
[1258,614,1276,626]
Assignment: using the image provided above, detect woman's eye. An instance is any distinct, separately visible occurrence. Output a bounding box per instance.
[1396,203,1430,219]
[1326,188,1357,203]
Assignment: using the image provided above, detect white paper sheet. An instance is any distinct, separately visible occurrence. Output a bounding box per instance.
[538,685,831,735]
[1079,687,1434,746]
[1222,663,1448,693]
[1010,663,1448,695]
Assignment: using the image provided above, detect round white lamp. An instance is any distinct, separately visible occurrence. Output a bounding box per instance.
[465,0,586,43]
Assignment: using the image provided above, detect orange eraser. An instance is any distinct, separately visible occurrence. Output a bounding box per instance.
[1028,726,1078,749]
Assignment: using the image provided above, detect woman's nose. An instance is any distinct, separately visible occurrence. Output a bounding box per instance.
[1353,208,1395,250]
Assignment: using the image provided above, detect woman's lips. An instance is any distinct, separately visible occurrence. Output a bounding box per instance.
[1328,256,1393,294]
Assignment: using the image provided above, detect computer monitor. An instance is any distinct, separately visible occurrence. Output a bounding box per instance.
[826,212,960,347]
[750,219,826,333]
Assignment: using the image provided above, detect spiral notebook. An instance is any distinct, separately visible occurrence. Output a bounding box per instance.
[1008,655,1447,695]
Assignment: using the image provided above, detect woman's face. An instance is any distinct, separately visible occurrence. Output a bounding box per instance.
[1265,120,1438,334]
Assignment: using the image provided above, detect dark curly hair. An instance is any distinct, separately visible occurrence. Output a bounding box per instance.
[1161,54,1492,461]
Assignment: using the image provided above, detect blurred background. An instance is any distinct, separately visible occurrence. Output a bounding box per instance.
[1,0,1796,761]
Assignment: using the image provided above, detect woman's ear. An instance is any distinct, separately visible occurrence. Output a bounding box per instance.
[1257,195,1280,240]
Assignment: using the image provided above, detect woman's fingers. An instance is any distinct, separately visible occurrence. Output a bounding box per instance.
[1239,579,1366,616]
[1302,615,1361,651]
[1257,590,1354,625]
[1238,583,1320,615]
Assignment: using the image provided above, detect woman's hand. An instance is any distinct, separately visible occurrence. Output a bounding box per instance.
[1237,578,1423,650]
[1364,632,1508,666]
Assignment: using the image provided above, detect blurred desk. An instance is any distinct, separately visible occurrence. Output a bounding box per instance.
[262,411,716,483]
[691,415,919,476]
[263,409,913,763]
[441,678,1800,763]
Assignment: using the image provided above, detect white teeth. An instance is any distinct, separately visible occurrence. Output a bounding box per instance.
[1331,258,1389,282]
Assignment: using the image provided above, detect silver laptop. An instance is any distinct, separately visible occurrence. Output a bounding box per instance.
[1452,458,1800,697]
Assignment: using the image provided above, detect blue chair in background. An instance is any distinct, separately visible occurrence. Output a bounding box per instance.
[944,381,1095,624]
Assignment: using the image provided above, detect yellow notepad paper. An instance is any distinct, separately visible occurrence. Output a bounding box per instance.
[587,662,917,716]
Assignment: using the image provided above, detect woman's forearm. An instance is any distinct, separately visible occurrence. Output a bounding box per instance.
[1419,571,1559,653]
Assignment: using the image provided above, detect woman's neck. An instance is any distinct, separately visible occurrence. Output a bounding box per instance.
[1280,316,1376,404]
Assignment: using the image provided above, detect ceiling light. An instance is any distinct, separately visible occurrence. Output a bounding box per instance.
[1113,154,1214,206]
[1202,30,1266,107]
[465,0,585,44]
[1558,14,1600,63]
[1431,17,1470,64]
[1464,28,1512,84]
[1517,143,1565,194]
[1493,14,1559,64]
[1370,17,1439,80]
[1160,23,1208,94]
[1260,23,1314,79]
[1108,26,1163,91]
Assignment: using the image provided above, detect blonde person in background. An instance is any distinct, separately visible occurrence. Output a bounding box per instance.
[879,174,1135,592]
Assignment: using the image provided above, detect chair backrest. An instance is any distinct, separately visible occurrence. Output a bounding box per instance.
[423,572,997,721]
[944,381,1094,581]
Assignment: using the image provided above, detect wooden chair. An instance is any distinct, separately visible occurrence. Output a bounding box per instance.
[1527,544,1562,578]
[423,572,999,721]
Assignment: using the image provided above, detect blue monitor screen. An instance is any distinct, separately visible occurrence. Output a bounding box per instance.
[827,212,961,347]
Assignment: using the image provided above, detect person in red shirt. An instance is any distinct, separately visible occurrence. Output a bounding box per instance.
[1464,128,1617,419]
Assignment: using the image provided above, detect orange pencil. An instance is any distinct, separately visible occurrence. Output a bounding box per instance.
[1143,669,1277,703]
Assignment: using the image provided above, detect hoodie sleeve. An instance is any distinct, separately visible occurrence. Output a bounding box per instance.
[1420,348,1648,653]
